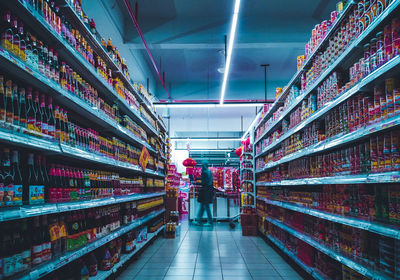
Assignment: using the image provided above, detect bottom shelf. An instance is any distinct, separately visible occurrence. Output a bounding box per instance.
[24,209,165,280]
[92,225,165,280]
[260,231,327,280]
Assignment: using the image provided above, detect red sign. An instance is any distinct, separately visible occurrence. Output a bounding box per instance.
[139,146,150,171]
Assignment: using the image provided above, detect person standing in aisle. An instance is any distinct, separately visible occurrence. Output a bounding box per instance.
[193,161,214,226]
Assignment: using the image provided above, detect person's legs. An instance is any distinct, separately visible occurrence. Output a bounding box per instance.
[203,203,213,226]
[193,203,205,225]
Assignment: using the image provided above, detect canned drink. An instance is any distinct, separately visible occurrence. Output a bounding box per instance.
[392,18,400,56]
[394,88,400,115]
[384,24,393,62]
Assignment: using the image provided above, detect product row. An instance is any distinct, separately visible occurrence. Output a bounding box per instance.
[256,75,400,160]
[258,205,399,279]
[256,1,397,145]
[259,218,370,280]
[0,200,164,279]
[0,146,165,207]
[258,183,400,227]
[3,0,156,117]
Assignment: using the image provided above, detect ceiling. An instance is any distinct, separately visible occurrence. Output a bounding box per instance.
[97,0,338,101]
[83,0,339,152]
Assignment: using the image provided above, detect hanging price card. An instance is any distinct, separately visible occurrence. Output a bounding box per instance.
[139,146,150,171]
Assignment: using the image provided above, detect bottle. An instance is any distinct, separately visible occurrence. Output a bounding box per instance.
[11,150,23,206]
[87,252,98,276]
[31,216,43,265]
[2,148,13,206]
[60,62,67,89]
[2,223,15,277]
[5,79,13,124]
[12,222,23,273]
[26,153,38,204]
[0,75,5,122]
[47,97,55,139]
[33,91,42,133]
[80,259,89,280]
[41,215,52,262]
[26,87,36,132]
[20,219,31,272]
[1,10,13,51]
[12,83,19,126]
[53,52,60,83]
[54,106,61,141]
[36,155,45,204]
[19,87,27,128]
[40,94,48,135]
[11,16,20,57]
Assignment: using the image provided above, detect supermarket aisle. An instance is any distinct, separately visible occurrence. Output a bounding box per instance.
[117,221,305,280]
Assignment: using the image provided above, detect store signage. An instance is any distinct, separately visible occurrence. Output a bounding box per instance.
[139,146,150,171]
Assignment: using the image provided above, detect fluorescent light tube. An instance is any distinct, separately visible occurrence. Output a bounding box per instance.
[171,138,241,142]
[220,0,241,104]
[154,103,262,108]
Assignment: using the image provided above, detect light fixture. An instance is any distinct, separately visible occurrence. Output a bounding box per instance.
[175,149,233,152]
[217,50,225,74]
[154,103,263,108]
[220,0,241,104]
[241,111,262,140]
[171,138,241,142]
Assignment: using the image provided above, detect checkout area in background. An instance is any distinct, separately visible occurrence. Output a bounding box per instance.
[187,165,241,223]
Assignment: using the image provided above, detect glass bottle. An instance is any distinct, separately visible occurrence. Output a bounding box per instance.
[19,87,27,128]
[11,150,23,206]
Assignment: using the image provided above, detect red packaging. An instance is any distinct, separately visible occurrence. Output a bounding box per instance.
[374,85,384,122]
[391,131,400,170]
[385,79,396,118]
[384,132,392,171]
[377,135,385,172]
[370,136,378,172]
[384,24,393,61]
[392,18,400,56]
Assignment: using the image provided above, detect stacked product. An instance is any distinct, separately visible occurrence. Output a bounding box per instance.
[0,0,166,279]
[250,0,400,279]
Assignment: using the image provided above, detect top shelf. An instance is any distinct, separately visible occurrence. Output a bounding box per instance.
[60,0,158,119]
[254,1,355,132]
[10,0,161,137]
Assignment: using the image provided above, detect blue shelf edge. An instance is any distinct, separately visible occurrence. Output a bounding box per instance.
[257,196,400,240]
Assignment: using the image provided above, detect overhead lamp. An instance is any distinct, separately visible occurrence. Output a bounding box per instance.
[220,0,241,104]
[154,103,263,108]
[175,149,233,152]
[171,138,241,142]
[241,111,261,140]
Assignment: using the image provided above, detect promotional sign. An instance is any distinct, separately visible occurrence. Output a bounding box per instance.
[139,146,150,171]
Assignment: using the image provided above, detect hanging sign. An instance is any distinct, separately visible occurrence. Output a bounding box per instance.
[139,146,150,171]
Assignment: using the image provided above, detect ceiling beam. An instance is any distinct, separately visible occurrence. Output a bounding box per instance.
[127,42,304,50]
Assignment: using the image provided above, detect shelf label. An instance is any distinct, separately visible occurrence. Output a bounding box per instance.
[139,146,150,171]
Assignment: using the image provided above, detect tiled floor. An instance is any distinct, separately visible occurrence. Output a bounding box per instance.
[117,221,305,280]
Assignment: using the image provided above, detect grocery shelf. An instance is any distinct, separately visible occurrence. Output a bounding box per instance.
[255,171,400,186]
[91,225,165,280]
[241,168,253,172]
[254,1,355,134]
[260,232,327,280]
[254,0,400,145]
[59,0,158,120]
[262,215,388,280]
[241,192,254,195]
[255,53,400,159]
[257,196,400,240]
[9,0,160,136]
[256,113,400,171]
[21,208,165,280]
[0,192,165,222]
[0,39,159,156]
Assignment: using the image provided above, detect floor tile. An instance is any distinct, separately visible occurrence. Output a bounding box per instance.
[249,269,280,276]
[166,268,195,276]
[222,269,252,277]
[163,276,193,280]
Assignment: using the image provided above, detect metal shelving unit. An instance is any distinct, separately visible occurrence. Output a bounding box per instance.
[257,196,400,240]
[7,0,161,137]
[91,225,165,280]
[20,209,165,280]
[0,192,165,222]
[249,1,400,279]
[260,215,388,280]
